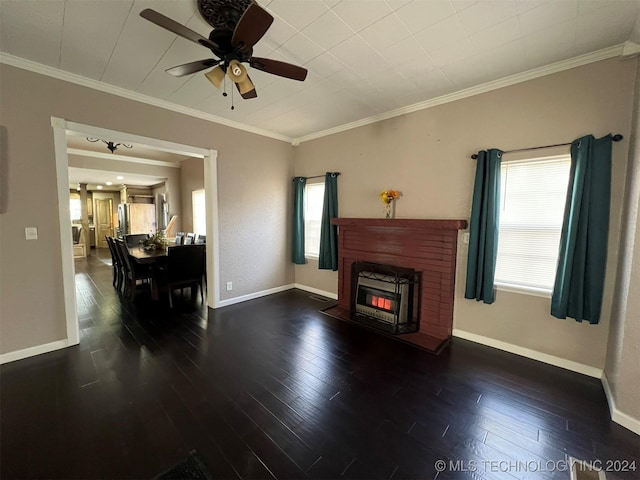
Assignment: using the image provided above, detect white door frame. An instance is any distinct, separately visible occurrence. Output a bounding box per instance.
[51,117,221,347]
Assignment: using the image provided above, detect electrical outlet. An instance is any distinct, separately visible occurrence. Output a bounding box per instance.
[25,227,38,240]
[463,232,470,244]
[226,281,233,291]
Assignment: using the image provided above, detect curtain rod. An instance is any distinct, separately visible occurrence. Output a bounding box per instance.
[292,172,341,181]
[470,134,623,159]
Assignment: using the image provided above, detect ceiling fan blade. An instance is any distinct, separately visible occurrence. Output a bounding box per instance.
[249,57,308,81]
[231,3,274,51]
[166,59,219,77]
[236,76,257,99]
[140,9,219,51]
[237,75,256,98]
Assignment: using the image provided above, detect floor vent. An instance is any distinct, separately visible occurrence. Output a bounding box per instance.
[570,457,606,480]
[309,294,331,303]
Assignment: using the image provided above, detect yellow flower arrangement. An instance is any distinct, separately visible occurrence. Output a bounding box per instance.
[379,189,401,218]
[379,189,401,204]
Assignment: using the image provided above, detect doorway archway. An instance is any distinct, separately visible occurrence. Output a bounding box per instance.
[51,117,221,347]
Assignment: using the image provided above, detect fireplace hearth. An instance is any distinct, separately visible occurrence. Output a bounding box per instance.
[352,262,419,335]
[323,218,467,353]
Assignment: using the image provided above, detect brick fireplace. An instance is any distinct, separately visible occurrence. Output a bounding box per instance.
[325,218,467,352]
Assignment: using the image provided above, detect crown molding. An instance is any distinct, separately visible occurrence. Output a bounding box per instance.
[1,45,626,147]
[293,44,626,145]
[0,53,294,144]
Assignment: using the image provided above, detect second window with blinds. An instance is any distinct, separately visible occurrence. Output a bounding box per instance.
[304,182,325,259]
[192,189,206,236]
[495,155,571,296]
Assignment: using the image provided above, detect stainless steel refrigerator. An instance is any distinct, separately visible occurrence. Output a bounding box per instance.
[117,203,156,236]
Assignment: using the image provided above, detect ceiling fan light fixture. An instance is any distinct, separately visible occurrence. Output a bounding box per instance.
[227,59,248,83]
[205,66,225,88]
[141,3,308,105]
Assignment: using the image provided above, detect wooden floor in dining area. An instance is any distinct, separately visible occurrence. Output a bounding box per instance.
[1,252,638,480]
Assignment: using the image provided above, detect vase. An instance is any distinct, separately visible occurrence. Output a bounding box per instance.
[383,202,394,219]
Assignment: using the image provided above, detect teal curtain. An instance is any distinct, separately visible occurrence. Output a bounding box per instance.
[292,177,306,264]
[464,149,503,304]
[318,172,339,270]
[551,134,612,324]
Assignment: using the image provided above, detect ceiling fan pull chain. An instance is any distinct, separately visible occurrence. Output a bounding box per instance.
[222,75,227,97]
[231,84,235,110]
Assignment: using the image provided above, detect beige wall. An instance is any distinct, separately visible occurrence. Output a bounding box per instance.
[0,64,294,355]
[180,157,205,234]
[294,57,637,370]
[218,137,294,298]
[295,259,337,295]
[605,60,640,422]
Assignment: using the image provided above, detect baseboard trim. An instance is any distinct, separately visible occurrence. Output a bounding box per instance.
[452,329,603,378]
[601,373,640,435]
[0,339,72,365]
[218,284,296,307]
[293,284,338,300]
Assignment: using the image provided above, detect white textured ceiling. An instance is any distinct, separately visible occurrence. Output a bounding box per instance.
[1,0,640,140]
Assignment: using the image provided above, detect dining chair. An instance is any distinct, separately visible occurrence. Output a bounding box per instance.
[72,226,82,244]
[158,244,206,308]
[184,233,196,245]
[115,239,152,301]
[175,232,185,245]
[112,238,128,293]
[105,236,121,288]
[194,235,207,289]
[123,233,149,247]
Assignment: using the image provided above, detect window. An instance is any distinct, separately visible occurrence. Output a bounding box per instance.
[304,182,325,258]
[70,196,82,221]
[494,156,570,295]
[192,189,206,236]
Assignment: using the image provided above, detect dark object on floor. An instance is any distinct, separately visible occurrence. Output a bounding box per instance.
[155,451,212,480]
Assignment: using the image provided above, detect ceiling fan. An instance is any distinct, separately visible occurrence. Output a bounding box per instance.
[140,0,308,103]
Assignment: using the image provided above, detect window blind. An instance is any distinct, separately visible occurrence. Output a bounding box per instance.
[495,157,571,292]
[304,183,325,258]
[192,189,206,236]
[70,197,82,221]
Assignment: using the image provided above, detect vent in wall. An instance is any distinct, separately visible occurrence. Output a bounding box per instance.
[309,294,331,303]
[569,457,606,480]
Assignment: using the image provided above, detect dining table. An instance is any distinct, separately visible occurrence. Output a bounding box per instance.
[127,244,173,300]
[127,244,170,264]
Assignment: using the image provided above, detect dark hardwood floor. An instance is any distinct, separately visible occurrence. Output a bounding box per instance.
[1,251,638,479]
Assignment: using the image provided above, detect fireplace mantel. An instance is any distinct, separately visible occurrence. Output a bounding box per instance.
[332,218,468,230]
[327,217,468,352]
